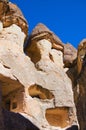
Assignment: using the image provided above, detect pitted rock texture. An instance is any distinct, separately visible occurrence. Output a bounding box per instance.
[0,23,78,129]
[26,38,74,107]
[0,1,85,130]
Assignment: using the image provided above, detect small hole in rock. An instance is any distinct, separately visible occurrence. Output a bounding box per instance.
[28,84,54,100]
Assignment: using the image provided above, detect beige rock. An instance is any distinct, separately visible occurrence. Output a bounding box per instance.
[0,21,3,32]
[0,25,37,87]
[64,43,77,68]
[0,24,40,129]
[0,24,25,52]
[25,23,64,53]
[25,36,78,129]
[0,21,78,130]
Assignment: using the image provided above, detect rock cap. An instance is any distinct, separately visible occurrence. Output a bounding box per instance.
[29,23,64,51]
[0,1,28,35]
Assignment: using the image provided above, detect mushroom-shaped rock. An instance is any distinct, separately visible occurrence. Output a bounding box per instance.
[77,39,86,74]
[25,23,64,52]
[64,43,77,68]
[24,25,78,128]
[0,1,28,36]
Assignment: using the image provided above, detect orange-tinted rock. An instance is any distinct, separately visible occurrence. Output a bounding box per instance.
[25,23,64,53]
[77,39,86,74]
[45,107,69,128]
[74,39,86,130]
[28,84,54,100]
[0,1,28,35]
[0,1,9,17]
[66,39,86,130]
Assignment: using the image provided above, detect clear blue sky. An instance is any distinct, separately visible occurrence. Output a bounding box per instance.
[10,0,86,48]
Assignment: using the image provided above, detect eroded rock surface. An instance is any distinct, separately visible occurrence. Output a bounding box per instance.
[63,43,77,68]
[66,39,86,130]
[24,24,78,129]
[0,0,28,35]
[0,21,78,129]
[0,1,85,130]
[74,39,86,130]
[25,23,64,52]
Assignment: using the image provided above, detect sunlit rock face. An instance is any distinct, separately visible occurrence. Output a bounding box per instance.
[0,1,81,130]
[0,1,39,130]
[0,21,78,129]
[25,23,78,129]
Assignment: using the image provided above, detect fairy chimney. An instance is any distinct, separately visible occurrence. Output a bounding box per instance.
[0,1,80,130]
[25,23,64,50]
[24,23,78,129]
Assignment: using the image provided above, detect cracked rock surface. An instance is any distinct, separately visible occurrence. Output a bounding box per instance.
[0,1,86,130]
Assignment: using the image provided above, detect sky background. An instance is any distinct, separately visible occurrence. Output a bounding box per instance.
[10,0,86,48]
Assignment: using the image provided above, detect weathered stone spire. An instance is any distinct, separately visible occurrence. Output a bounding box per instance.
[0,0,82,129]
[28,23,64,51]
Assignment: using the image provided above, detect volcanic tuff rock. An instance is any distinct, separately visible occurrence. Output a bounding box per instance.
[74,39,86,130]
[0,1,86,130]
[26,23,64,52]
[64,39,86,130]
[0,0,28,35]
[63,43,77,68]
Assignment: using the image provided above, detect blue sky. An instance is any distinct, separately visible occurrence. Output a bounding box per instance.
[10,0,86,48]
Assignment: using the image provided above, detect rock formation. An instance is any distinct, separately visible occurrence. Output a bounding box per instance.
[63,43,77,68]
[25,23,78,129]
[74,39,86,130]
[0,1,86,130]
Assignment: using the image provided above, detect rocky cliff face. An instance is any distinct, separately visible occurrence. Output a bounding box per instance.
[0,1,85,130]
